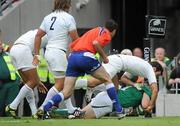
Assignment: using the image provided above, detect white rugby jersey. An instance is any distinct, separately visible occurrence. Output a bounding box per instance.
[102,54,157,84]
[40,11,76,51]
[14,29,48,52]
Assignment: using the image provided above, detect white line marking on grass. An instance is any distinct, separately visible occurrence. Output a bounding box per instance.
[0,120,21,123]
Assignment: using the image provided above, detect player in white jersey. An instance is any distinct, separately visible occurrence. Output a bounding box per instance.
[6,29,48,119]
[75,54,162,113]
[32,0,79,118]
[51,60,163,119]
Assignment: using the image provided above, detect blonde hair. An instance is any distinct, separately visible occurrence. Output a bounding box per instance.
[53,0,71,12]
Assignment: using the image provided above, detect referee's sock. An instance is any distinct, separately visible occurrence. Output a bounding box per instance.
[44,92,64,112]
[106,83,122,113]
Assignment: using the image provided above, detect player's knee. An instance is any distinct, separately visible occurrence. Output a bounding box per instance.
[88,80,97,88]
[26,80,38,88]
[54,83,63,91]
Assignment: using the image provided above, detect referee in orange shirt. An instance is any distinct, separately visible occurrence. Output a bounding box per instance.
[43,20,125,119]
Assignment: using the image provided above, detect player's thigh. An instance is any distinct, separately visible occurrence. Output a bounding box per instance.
[18,70,28,83]
[91,66,112,83]
[10,44,35,70]
[45,48,67,72]
[90,92,113,118]
[87,76,104,87]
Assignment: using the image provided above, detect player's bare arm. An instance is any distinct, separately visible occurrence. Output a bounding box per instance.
[33,29,46,66]
[93,40,108,64]
[67,30,79,55]
[68,29,79,41]
[145,82,158,112]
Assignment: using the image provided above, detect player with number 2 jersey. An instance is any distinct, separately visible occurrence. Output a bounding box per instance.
[33,0,79,117]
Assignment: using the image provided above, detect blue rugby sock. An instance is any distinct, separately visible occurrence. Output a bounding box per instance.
[106,83,122,113]
[44,92,64,112]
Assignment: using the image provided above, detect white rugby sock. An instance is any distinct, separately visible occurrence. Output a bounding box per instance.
[26,89,37,115]
[64,98,76,113]
[39,86,59,110]
[40,86,75,113]
[10,84,32,110]
[75,78,88,89]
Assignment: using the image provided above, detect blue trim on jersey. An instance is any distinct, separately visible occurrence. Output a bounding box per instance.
[99,27,105,36]
[66,52,101,77]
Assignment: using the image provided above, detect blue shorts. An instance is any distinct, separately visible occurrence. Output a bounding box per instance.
[66,52,101,77]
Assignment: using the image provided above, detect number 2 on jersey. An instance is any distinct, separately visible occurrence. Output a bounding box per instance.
[50,17,57,30]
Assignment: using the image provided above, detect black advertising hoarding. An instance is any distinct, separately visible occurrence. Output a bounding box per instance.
[143,15,167,61]
[146,15,167,38]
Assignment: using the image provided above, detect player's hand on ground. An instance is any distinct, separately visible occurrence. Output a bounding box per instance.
[144,105,153,113]
[32,55,40,66]
[38,82,48,94]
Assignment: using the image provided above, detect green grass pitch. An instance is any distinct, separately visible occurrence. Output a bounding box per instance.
[0,117,180,126]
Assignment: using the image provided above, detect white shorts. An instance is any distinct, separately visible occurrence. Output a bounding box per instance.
[10,44,36,70]
[90,92,113,118]
[45,48,67,72]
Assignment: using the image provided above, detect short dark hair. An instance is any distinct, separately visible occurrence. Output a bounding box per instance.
[105,19,118,32]
[150,61,163,75]
[53,0,71,12]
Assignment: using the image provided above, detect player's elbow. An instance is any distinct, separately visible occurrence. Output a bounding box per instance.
[36,29,46,39]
